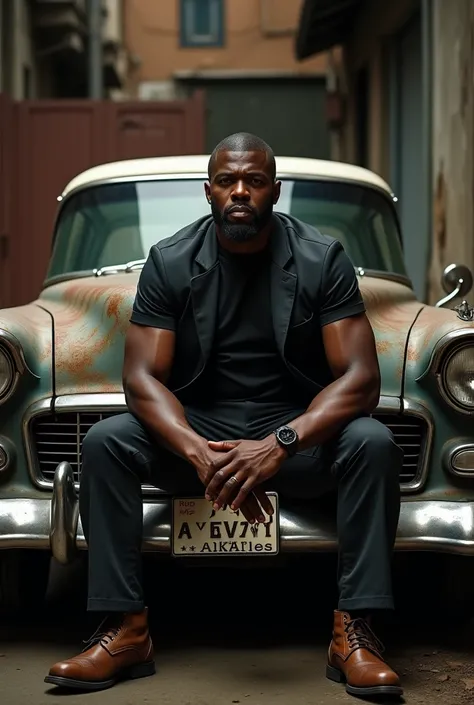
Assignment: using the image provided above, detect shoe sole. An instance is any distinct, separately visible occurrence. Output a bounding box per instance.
[44,660,156,692]
[326,664,403,697]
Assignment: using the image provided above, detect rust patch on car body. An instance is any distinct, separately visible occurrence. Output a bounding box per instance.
[38,274,137,394]
[35,272,425,398]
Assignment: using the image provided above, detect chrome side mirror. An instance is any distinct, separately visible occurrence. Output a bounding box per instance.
[435,264,473,307]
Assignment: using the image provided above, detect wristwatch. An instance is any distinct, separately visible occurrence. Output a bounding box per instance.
[273,425,299,457]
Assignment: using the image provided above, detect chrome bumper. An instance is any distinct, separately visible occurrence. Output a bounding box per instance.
[2,462,474,563]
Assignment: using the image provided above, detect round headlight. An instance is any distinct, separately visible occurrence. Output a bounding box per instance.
[442,345,474,411]
[0,348,14,398]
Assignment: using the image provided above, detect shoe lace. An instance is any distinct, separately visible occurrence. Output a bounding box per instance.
[344,617,385,657]
[81,616,121,652]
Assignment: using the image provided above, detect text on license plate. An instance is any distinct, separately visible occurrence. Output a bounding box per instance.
[172,493,279,557]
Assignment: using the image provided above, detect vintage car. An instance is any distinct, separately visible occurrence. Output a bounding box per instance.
[1,155,474,609]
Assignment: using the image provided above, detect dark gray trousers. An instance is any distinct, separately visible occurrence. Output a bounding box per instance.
[79,410,402,614]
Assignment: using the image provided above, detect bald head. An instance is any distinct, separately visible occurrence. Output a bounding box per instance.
[208,132,276,181]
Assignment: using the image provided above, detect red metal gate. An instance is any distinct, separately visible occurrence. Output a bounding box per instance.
[0,91,205,308]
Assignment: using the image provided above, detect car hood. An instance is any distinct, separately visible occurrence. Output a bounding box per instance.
[37,273,425,398]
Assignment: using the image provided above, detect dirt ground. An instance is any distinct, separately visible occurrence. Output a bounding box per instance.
[1,553,474,704]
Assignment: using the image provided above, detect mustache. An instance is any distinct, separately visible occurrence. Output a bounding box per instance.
[224,203,258,216]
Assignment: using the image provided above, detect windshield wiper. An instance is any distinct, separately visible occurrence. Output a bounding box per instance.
[94,259,146,277]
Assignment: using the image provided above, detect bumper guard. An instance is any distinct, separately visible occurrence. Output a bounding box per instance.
[2,462,474,563]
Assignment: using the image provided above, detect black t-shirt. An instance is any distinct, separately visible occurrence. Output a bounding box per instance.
[204,244,299,404]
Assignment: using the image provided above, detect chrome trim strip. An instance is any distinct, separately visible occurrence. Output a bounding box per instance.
[443,441,474,478]
[374,395,400,413]
[0,329,35,404]
[400,398,434,492]
[23,394,430,494]
[417,329,474,416]
[0,436,16,478]
[418,328,474,380]
[0,329,28,375]
[54,393,126,411]
[4,498,474,558]
[22,397,54,491]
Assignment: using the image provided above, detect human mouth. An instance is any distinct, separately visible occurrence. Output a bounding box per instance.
[227,205,254,218]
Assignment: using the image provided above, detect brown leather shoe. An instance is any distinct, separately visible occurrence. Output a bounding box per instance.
[326,610,403,698]
[44,608,155,691]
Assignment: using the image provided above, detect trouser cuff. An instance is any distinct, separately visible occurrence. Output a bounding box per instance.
[338,595,394,611]
[87,598,145,613]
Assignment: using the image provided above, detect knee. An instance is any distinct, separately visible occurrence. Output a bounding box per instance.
[343,417,402,466]
[81,414,138,477]
[82,416,117,460]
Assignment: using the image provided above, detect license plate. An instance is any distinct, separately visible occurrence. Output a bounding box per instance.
[172,492,279,557]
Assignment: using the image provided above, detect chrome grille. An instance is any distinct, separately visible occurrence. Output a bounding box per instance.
[30,410,427,489]
[376,414,427,485]
[32,411,117,485]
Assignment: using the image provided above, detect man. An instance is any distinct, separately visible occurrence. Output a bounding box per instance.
[46,133,403,698]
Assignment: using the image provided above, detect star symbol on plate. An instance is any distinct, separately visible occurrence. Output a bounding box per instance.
[190,545,196,552]
[181,546,187,552]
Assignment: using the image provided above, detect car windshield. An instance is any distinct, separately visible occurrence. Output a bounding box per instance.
[47,178,407,279]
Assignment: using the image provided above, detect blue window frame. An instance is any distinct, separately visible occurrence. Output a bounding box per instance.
[180,0,225,48]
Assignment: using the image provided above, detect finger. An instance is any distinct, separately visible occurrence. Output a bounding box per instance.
[203,452,235,488]
[212,469,245,511]
[222,486,259,525]
[208,440,240,452]
[252,487,274,517]
[205,459,237,500]
[239,498,258,524]
[242,493,266,523]
[230,477,256,512]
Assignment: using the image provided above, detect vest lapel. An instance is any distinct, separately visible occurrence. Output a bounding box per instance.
[191,223,220,366]
[270,216,297,358]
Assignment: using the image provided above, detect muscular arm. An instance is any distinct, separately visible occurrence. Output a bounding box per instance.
[123,323,205,463]
[279,312,380,451]
[124,322,274,521]
[206,313,380,509]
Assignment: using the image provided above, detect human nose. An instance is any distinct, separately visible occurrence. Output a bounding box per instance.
[231,180,250,201]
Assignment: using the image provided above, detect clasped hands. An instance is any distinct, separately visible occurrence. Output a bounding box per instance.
[194,435,287,525]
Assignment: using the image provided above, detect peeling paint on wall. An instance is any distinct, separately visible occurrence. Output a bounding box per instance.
[428,0,474,305]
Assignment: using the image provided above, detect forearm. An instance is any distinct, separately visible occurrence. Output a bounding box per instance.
[124,372,205,462]
[281,368,380,451]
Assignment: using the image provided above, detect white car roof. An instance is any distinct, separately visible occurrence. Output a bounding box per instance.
[60,154,394,199]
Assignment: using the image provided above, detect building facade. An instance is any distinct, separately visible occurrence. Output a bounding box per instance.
[296,0,474,306]
[124,0,331,158]
[0,0,126,99]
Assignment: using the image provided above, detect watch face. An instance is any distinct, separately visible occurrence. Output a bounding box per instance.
[278,426,296,444]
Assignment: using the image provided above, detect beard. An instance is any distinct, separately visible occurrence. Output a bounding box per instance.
[210,197,274,242]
